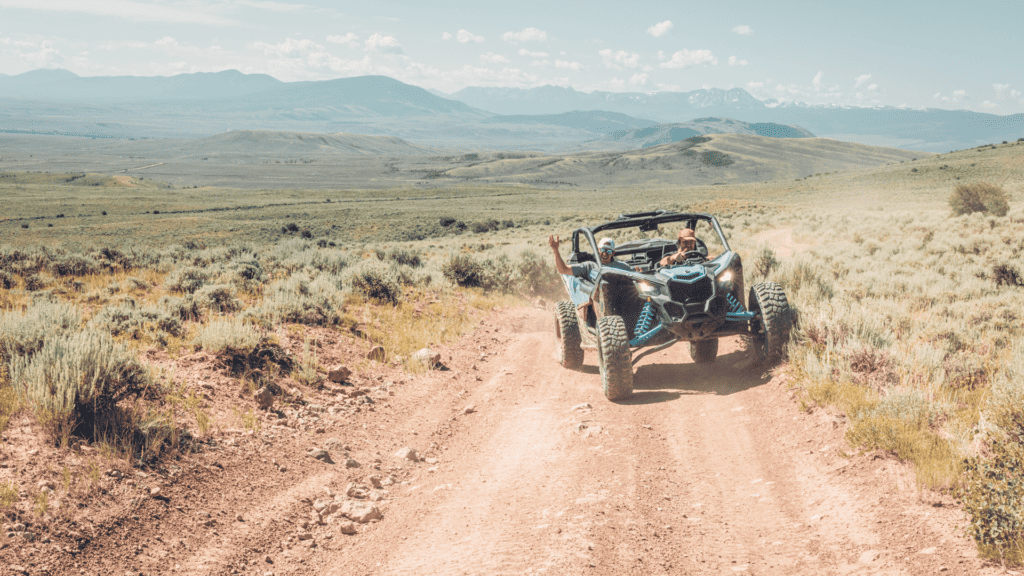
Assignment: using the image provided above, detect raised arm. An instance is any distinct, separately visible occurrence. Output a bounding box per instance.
[548,234,573,276]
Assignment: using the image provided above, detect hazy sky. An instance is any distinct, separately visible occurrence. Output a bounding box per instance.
[1,0,1021,114]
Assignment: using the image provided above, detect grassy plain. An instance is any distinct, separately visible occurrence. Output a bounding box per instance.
[1,135,1024,558]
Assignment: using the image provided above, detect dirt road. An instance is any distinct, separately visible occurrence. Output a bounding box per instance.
[313,309,987,576]
[31,308,993,576]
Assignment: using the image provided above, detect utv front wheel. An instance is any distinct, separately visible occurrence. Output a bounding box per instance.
[689,339,719,364]
[554,300,584,370]
[596,315,633,401]
[749,282,792,365]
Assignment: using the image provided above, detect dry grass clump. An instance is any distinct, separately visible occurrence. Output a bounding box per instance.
[10,328,154,446]
[949,182,1010,216]
[194,317,261,354]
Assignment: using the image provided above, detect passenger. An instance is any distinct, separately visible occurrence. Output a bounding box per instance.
[659,228,705,267]
[548,235,632,280]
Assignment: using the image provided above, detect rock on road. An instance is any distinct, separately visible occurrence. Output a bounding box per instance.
[322,308,988,576]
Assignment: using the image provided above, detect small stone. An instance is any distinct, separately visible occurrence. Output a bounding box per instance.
[919,547,937,555]
[328,366,351,383]
[296,532,313,541]
[255,387,274,410]
[37,480,55,491]
[463,405,476,415]
[412,348,441,368]
[236,514,244,522]
[337,520,357,535]
[858,550,878,564]
[425,457,439,465]
[309,449,334,464]
[571,403,592,411]
[149,487,162,498]
[368,474,383,488]
[346,482,370,498]
[341,500,381,523]
[394,447,419,461]
[344,458,360,469]
[366,346,386,362]
[368,490,385,502]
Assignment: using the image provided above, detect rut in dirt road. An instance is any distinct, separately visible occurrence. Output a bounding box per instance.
[322,308,987,576]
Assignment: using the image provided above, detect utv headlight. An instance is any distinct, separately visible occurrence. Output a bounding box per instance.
[636,281,663,296]
[717,270,734,290]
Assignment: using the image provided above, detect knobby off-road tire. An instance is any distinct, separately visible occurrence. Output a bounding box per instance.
[749,282,792,365]
[554,300,584,371]
[596,315,633,401]
[689,339,719,364]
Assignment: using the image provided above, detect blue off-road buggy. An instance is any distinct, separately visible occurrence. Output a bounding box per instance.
[553,210,792,401]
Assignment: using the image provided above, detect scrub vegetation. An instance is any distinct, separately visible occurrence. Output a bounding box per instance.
[0,136,1022,558]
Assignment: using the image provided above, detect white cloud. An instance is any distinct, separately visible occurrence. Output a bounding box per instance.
[0,0,239,25]
[867,83,878,91]
[457,29,484,43]
[480,52,509,64]
[599,49,641,69]
[518,48,548,58]
[647,20,673,37]
[327,33,359,48]
[747,81,764,89]
[994,83,1010,98]
[0,35,34,47]
[251,38,325,57]
[732,25,753,35]
[229,0,319,13]
[19,39,64,68]
[854,74,871,88]
[953,89,966,98]
[530,59,551,67]
[1012,89,1022,99]
[502,27,547,43]
[441,32,453,40]
[629,72,648,85]
[657,50,666,60]
[555,60,582,70]
[365,33,403,54]
[659,49,717,69]
[812,71,824,89]
[728,55,748,66]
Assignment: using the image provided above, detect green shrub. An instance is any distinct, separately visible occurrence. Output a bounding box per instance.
[10,328,153,442]
[351,267,402,305]
[0,271,14,289]
[443,254,486,288]
[160,295,202,322]
[388,247,422,268]
[165,266,212,294]
[950,182,1010,216]
[959,440,1024,564]
[195,284,243,314]
[752,246,780,279]
[993,264,1024,287]
[0,299,82,365]
[195,317,260,354]
[89,303,183,341]
[51,254,99,277]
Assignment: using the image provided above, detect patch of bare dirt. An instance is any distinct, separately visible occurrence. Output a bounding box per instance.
[0,306,996,575]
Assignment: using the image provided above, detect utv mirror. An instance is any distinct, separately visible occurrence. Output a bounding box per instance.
[639,221,658,232]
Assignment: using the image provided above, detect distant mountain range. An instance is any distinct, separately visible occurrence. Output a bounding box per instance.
[1,68,1022,152]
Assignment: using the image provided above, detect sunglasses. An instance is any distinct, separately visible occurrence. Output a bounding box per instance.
[600,248,615,255]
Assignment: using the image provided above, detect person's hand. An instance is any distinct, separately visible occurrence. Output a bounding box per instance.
[548,234,560,250]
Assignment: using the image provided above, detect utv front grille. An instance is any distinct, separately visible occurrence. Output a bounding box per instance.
[669,277,713,304]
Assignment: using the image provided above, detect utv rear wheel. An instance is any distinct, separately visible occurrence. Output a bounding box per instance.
[689,339,719,364]
[749,282,792,365]
[596,315,633,401]
[554,300,584,370]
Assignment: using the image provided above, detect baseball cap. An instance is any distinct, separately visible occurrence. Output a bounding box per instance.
[597,238,615,252]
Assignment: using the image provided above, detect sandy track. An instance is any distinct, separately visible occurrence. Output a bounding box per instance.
[312,310,987,576]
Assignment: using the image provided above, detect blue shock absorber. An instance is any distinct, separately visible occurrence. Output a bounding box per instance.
[635,301,656,334]
[725,292,745,313]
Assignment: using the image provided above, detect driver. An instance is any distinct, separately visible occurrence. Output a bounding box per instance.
[659,228,704,267]
[549,235,632,279]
